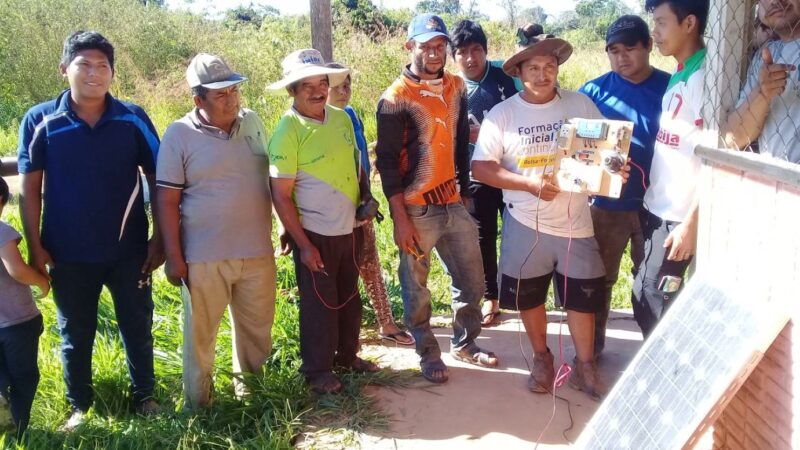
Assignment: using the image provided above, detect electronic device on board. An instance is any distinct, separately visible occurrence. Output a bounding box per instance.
[554,118,634,198]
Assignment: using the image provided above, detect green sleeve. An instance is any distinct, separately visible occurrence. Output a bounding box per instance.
[268,116,299,178]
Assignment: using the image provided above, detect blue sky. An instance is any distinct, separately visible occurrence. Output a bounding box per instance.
[166,0,642,21]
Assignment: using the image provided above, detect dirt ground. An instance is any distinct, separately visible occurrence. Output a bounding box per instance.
[359,310,644,449]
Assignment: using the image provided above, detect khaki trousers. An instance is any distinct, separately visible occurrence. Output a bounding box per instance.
[182,255,276,409]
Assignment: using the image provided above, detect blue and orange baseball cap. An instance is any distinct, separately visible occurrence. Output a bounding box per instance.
[407,13,450,43]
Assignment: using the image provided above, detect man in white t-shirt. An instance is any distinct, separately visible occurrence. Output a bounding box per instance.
[472,25,615,401]
[724,0,800,163]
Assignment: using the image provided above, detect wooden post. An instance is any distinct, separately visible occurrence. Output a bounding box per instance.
[0,157,17,177]
[310,0,333,62]
[701,0,754,144]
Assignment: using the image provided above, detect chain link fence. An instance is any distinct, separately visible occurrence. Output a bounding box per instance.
[703,0,800,164]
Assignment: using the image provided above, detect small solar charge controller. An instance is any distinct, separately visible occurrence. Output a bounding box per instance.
[554,118,634,198]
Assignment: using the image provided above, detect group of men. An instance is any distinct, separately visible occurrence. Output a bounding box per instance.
[7,0,799,433]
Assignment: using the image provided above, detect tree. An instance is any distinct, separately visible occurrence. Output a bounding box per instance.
[222,3,280,29]
[332,0,403,40]
[549,10,580,35]
[415,0,461,15]
[497,0,519,27]
[575,0,630,19]
[311,0,333,62]
[555,0,633,42]
[518,5,547,27]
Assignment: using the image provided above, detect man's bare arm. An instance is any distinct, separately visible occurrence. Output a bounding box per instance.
[19,171,51,275]
[270,177,323,272]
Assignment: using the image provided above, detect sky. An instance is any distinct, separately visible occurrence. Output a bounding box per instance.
[166,0,642,21]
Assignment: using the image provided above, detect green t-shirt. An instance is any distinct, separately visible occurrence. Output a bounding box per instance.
[269,105,360,236]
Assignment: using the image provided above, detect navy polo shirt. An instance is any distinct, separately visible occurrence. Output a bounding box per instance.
[579,69,670,211]
[17,89,159,263]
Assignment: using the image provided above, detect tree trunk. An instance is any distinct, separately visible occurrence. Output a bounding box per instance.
[310,0,333,62]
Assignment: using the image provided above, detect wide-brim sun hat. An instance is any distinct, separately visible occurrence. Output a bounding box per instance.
[502,24,573,78]
[266,48,350,92]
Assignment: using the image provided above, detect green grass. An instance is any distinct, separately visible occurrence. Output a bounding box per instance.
[0,202,430,449]
[0,184,636,448]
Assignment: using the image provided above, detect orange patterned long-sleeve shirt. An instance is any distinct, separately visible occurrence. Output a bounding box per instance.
[375,66,470,206]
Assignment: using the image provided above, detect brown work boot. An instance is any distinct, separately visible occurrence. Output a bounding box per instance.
[569,358,607,401]
[527,349,555,393]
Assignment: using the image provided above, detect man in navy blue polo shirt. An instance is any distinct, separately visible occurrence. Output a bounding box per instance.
[451,19,521,326]
[578,15,670,357]
[17,31,163,429]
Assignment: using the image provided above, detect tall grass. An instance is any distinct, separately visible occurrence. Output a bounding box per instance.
[0,0,648,446]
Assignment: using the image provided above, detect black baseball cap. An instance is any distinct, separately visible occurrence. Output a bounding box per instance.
[605,15,651,51]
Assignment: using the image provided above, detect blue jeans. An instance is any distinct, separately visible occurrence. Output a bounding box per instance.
[0,314,43,437]
[50,255,155,411]
[399,202,484,364]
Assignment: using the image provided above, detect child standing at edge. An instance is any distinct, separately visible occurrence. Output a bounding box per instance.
[0,177,49,438]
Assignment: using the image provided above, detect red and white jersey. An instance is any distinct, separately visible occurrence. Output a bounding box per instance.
[645,49,706,222]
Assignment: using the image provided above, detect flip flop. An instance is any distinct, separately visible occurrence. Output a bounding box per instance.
[379,330,416,346]
[481,311,500,326]
[420,359,449,384]
[481,301,500,326]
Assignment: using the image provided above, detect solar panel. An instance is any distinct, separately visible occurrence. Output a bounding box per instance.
[576,275,790,449]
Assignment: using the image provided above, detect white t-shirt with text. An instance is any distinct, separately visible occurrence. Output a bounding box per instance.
[472,90,602,238]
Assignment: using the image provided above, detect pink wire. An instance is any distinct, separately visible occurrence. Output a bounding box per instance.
[309,230,363,310]
[628,160,648,191]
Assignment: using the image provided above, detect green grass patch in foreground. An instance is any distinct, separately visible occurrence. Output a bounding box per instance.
[0,185,634,448]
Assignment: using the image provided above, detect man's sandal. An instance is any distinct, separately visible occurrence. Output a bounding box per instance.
[420,359,450,383]
[451,345,499,368]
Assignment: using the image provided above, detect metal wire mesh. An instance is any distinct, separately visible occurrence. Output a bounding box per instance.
[705,0,800,164]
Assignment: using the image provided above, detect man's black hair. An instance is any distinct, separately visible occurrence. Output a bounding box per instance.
[645,0,710,35]
[450,20,488,56]
[0,177,9,206]
[61,31,115,71]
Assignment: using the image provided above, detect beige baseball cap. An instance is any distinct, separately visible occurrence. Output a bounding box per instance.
[186,53,247,89]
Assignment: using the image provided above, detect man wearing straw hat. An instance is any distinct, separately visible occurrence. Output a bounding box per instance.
[156,53,276,409]
[375,13,497,385]
[472,25,614,400]
[268,49,379,394]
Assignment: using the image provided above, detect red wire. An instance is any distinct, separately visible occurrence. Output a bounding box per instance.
[308,230,363,310]
[628,160,648,191]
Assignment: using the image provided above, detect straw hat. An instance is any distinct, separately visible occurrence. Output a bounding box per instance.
[502,24,573,78]
[266,49,349,92]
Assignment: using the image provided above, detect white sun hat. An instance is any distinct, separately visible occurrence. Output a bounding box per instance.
[266,49,350,92]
